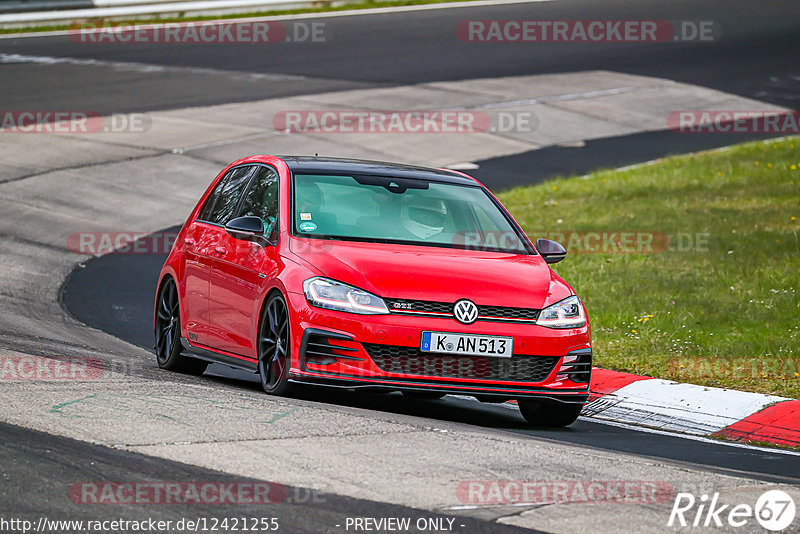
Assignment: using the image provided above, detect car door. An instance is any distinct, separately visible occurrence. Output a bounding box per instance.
[208,165,282,358]
[183,165,256,348]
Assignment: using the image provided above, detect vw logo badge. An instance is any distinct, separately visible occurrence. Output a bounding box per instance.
[453,299,479,324]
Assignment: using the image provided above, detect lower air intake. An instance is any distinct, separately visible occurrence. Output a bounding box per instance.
[363,344,558,383]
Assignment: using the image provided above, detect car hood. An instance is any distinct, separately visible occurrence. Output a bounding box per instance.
[288,238,573,309]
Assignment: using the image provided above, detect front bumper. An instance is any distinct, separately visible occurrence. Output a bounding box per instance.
[286,291,592,403]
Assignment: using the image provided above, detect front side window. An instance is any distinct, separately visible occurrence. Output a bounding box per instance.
[198,165,256,225]
[292,174,530,254]
[239,166,280,238]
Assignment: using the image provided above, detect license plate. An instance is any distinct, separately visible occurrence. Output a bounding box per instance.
[420,331,513,358]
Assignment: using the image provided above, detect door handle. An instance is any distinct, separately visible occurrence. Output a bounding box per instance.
[184,238,195,246]
[214,246,227,255]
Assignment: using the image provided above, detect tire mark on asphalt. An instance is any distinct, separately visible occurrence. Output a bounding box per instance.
[0,151,167,185]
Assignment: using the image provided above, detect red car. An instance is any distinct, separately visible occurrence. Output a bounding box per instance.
[155,156,591,426]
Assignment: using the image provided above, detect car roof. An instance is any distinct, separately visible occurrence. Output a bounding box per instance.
[279,156,479,186]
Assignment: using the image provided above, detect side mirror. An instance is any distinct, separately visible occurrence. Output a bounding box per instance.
[536,238,567,264]
[225,216,265,241]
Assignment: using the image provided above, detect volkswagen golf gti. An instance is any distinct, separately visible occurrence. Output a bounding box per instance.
[154,155,591,426]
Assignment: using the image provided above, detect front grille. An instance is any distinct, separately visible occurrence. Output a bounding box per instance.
[479,305,539,321]
[384,299,540,323]
[385,299,452,314]
[363,343,557,383]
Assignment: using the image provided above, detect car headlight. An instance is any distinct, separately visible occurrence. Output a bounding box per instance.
[303,277,389,315]
[536,296,586,329]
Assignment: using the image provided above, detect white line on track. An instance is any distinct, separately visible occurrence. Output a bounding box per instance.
[445,502,549,511]
[0,52,306,80]
[172,131,282,154]
[466,86,641,110]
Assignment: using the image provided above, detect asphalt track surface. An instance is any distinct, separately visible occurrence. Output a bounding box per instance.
[1,0,799,112]
[2,0,797,187]
[475,129,785,189]
[60,230,800,485]
[0,421,536,534]
[4,0,800,529]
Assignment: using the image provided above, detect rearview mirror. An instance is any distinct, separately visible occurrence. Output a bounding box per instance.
[536,238,567,264]
[225,216,265,241]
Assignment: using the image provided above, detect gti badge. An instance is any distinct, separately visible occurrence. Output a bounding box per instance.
[453,299,479,324]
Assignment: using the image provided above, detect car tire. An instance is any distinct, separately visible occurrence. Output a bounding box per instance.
[401,390,446,400]
[518,399,583,427]
[258,292,293,396]
[155,278,208,375]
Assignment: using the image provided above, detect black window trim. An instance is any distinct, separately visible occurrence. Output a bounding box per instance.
[288,171,536,255]
[196,164,257,225]
[238,163,281,246]
[197,163,281,246]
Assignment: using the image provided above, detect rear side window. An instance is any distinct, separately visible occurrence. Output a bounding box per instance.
[198,165,256,224]
[239,166,280,237]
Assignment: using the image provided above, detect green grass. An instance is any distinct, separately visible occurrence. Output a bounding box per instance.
[0,0,480,35]
[498,137,800,398]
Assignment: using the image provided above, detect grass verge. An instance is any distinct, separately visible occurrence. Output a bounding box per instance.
[499,136,800,399]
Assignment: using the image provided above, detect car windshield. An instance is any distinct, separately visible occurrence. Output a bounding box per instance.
[292,174,530,254]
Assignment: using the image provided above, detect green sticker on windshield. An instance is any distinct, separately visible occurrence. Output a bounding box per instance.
[298,221,318,233]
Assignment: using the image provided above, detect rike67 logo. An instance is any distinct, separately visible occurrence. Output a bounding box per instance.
[668,489,795,531]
